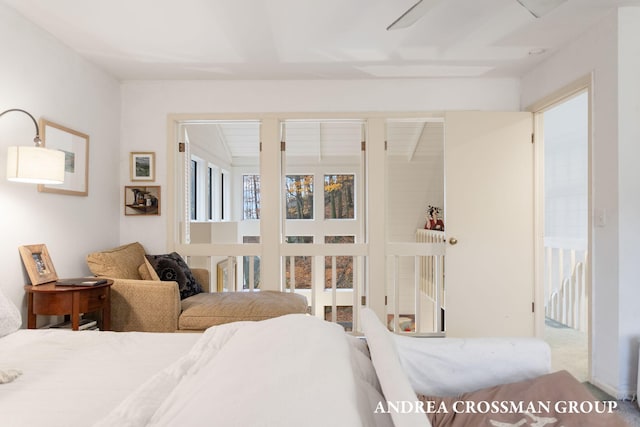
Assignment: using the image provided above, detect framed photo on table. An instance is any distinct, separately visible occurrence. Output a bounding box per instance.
[38,119,89,196]
[18,244,58,285]
[130,152,155,181]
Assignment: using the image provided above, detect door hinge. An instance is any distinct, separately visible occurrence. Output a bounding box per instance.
[385,295,388,305]
[384,140,388,151]
[178,142,185,153]
[532,302,535,312]
[259,141,262,152]
[361,140,366,151]
[361,296,366,306]
[531,133,535,144]
[280,140,286,151]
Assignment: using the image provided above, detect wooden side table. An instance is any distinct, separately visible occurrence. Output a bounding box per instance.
[24,280,113,331]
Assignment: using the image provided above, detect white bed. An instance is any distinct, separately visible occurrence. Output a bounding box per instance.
[0,314,394,427]
[0,329,200,426]
[1,286,555,427]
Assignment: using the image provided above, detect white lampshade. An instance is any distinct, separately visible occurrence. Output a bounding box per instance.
[6,146,65,184]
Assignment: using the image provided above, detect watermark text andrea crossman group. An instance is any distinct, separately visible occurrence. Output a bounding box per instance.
[374,400,618,415]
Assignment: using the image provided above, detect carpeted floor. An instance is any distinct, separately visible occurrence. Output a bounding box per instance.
[545,319,639,425]
[544,318,589,381]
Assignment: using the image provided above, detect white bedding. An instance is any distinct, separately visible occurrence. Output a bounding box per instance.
[0,315,391,427]
[0,329,200,427]
[97,314,391,427]
[0,311,550,427]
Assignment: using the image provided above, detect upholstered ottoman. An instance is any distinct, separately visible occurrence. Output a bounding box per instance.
[179,291,308,331]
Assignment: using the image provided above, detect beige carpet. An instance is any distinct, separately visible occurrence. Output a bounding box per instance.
[544,318,588,382]
[545,319,640,425]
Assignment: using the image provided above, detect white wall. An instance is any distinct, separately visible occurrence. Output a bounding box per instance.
[522,7,640,397]
[616,7,640,398]
[0,2,121,323]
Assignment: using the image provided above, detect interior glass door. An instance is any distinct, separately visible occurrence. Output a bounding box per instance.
[281,120,365,330]
[385,119,446,335]
[181,120,262,293]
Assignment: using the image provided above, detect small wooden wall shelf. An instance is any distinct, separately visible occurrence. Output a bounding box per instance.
[124,185,160,216]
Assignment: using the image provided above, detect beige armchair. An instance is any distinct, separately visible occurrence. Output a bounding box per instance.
[86,242,308,332]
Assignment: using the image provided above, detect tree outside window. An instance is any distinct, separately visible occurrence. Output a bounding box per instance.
[285,175,314,219]
[285,236,313,289]
[324,174,354,219]
[243,174,260,220]
[325,236,354,289]
[324,306,353,331]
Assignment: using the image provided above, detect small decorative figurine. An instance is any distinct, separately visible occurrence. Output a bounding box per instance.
[424,205,444,231]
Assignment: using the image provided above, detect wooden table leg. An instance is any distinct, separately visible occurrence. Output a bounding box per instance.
[103,287,111,331]
[71,291,80,330]
[27,292,36,329]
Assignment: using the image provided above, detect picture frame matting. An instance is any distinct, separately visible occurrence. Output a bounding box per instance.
[130,152,156,181]
[38,119,89,196]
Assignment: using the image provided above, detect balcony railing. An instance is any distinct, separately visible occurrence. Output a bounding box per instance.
[544,238,587,332]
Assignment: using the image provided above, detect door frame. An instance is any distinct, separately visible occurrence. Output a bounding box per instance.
[526,75,593,376]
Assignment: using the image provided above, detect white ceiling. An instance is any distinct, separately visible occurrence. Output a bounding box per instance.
[5,0,634,157]
[185,120,444,160]
[3,0,637,81]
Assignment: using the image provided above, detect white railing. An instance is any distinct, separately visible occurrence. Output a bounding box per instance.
[280,243,367,332]
[416,229,446,301]
[179,237,447,335]
[544,242,588,332]
[179,241,367,331]
[386,236,446,336]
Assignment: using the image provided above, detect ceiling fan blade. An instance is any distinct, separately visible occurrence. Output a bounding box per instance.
[515,0,567,18]
[386,0,441,31]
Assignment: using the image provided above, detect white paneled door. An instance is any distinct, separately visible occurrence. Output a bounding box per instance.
[444,111,534,337]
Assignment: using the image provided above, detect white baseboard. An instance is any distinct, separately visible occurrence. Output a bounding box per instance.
[590,378,636,401]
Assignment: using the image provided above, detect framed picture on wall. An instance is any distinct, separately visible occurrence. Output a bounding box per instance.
[38,119,89,196]
[130,152,155,181]
[18,244,58,285]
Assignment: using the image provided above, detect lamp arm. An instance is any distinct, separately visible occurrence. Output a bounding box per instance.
[0,108,41,146]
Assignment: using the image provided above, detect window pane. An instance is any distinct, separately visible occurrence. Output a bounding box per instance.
[242,236,260,290]
[207,167,213,221]
[324,175,355,219]
[285,175,314,219]
[190,160,197,220]
[324,236,354,289]
[221,171,227,221]
[285,236,313,289]
[243,175,260,220]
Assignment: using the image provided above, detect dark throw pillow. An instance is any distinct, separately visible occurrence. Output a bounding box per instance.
[145,252,203,300]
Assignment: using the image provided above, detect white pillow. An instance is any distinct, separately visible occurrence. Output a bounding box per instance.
[393,334,551,397]
[360,308,431,427]
[0,289,21,337]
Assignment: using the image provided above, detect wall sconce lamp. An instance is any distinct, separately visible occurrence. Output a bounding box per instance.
[1,108,65,184]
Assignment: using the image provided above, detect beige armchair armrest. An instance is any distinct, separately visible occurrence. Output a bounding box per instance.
[109,278,181,332]
[192,268,210,293]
